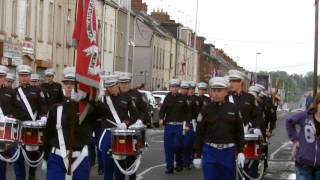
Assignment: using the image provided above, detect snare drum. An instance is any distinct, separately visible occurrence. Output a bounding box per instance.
[111,129,142,156]
[244,134,263,160]
[21,121,46,146]
[0,117,20,148]
[130,126,146,149]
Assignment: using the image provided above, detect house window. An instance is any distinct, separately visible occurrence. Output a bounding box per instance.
[48,2,54,42]
[163,49,165,70]
[153,46,156,68]
[67,8,72,42]
[57,5,62,44]
[11,0,18,35]
[25,0,31,37]
[104,22,108,51]
[38,0,44,41]
[109,24,113,52]
[156,47,159,69]
[0,0,5,32]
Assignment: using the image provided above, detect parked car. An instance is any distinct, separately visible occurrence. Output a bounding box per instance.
[152,91,169,107]
[138,90,160,128]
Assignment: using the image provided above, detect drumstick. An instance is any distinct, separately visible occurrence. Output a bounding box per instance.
[106,119,119,127]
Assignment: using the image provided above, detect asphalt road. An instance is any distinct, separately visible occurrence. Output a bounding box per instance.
[4,111,296,180]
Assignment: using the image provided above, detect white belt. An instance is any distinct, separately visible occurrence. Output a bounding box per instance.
[51,147,87,158]
[50,145,88,177]
[206,143,235,150]
[167,122,183,125]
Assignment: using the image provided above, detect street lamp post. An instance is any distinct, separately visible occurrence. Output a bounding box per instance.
[314,0,319,97]
[255,52,261,75]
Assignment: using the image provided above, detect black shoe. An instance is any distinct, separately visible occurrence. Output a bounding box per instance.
[175,166,183,172]
[184,164,192,170]
[165,169,174,174]
[98,168,104,175]
[28,175,35,180]
[264,159,268,170]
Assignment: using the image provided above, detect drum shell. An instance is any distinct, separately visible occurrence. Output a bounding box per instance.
[111,129,142,156]
[21,121,46,146]
[0,118,20,150]
[130,127,146,149]
[244,134,263,160]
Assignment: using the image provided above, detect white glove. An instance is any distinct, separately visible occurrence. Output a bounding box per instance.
[97,88,106,101]
[237,153,245,168]
[192,119,197,132]
[40,116,47,123]
[183,121,187,135]
[193,158,202,169]
[71,90,87,102]
[0,115,6,121]
[41,160,47,171]
[129,119,144,129]
[117,123,127,130]
[253,128,262,136]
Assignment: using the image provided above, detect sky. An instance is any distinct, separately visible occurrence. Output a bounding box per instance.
[142,0,316,76]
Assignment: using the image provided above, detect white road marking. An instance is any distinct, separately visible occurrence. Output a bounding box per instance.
[150,135,164,143]
[136,163,166,180]
[270,141,291,160]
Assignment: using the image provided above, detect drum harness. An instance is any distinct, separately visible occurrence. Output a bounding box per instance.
[105,95,142,176]
[55,105,88,180]
[17,87,45,167]
[0,106,20,163]
[229,95,266,180]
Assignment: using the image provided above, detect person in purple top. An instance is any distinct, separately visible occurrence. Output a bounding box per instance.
[286,93,320,179]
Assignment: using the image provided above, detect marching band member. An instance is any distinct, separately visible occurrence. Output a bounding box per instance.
[15,65,48,180]
[30,74,41,87]
[117,72,147,180]
[117,72,148,126]
[5,73,15,89]
[194,76,245,180]
[197,82,211,108]
[41,68,64,108]
[43,67,92,180]
[257,90,277,169]
[184,81,200,170]
[92,74,139,180]
[228,69,264,179]
[0,65,20,180]
[159,79,189,174]
[228,70,263,130]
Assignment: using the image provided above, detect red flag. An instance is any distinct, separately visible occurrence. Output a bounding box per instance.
[73,0,100,119]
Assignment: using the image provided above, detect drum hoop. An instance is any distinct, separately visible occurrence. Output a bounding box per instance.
[0,118,19,124]
[21,121,46,128]
[111,129,140,136]
[112,132,140,136]
[0,139,18,142]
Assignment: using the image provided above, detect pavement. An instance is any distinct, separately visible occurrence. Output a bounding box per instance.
[4,111,297,180]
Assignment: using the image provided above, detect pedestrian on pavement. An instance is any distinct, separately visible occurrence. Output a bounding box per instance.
[159,79,189,174]
[305,93,313,110]
[194,76,245,180]
[286,93,320,179]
